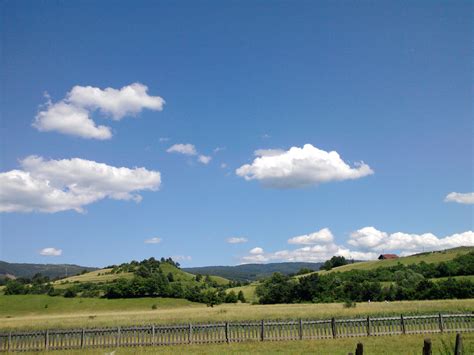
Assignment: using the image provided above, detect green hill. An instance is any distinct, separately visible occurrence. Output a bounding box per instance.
[184,262,323,282]
[304,246,474,277]
[232,247,474,302]
[54,260,230,288]
[0,261,97,280]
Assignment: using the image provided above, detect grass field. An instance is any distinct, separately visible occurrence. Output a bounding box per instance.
[1,295,473,331]
[26,332,474,354]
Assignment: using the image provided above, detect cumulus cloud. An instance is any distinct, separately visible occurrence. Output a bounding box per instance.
[227,237,248,244]
[240,226,473,264]
[288,228,334,245]
[445,192,474,205]
[167,144,197,156]
[33,83,164,139]
[241,242,376,264]
[236,144,373,188]
[144,237,162,244]
[172,255,192,262]
[0,156,161,213]
[39,247,62,256]
[198,155,212,164]
[349,227,474,253]
[167,144,212,165]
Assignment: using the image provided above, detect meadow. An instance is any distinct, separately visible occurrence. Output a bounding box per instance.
[1,295,473,331]
[24,332,474,355]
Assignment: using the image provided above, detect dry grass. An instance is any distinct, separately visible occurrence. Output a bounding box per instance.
[28,332,474,354]
[1,296,473,331]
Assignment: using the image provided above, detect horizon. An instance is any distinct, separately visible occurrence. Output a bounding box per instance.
[1,1,473,268]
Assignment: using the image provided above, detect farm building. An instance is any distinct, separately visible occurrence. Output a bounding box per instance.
[378,254,399,260]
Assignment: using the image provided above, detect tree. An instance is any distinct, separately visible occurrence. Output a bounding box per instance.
[237,290,246,303]
[225,291,238,303]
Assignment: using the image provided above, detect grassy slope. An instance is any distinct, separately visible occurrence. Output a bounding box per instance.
[312,246,474,276]
[53,263,230,287]
[32,333,474,355]
[1,296,472,331]
[231,247,474,301]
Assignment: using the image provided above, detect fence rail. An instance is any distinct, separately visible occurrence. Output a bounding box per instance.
[0,313,472,352]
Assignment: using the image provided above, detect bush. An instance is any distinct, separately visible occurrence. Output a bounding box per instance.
[63,288,77,298]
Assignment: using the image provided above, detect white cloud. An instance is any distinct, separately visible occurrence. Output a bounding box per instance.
[159,137,170,143]
[167,144,213,165]
[236,144,373,188]
[172,255,192,262]
[33,101,112,140]
[0,156,161,213]
[144,237,162,244]
[240,242,376,264]
[445,192,474,205]
[348,226,474,253]
[33,83,164,139]
[214,147,225,153]
[249,247,264,254]
[254,149,285,157]
[288,228,334,245]
[198,155,212,164]
[167,144,197,156]
[227,237,248,244]
[220,163,228,169]
[39,247,62,256]
[240,226,473,264]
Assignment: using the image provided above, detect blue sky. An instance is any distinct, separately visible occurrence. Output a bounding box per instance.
[1,0,472,267]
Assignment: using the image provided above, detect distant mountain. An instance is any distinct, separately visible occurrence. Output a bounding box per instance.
[183,262,324,281]
[0,261,97,280]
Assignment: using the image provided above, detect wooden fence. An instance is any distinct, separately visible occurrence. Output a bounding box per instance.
[0,313,472,352]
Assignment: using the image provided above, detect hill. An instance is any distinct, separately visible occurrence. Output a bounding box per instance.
[184,262,323,281]
[0,261,97,280]
[301,246,474,277]
[54,259,230,288]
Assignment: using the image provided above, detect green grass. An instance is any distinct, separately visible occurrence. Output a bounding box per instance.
[1,295,472,331]
[53,268,134,285]
[227,283,259,303]
[29,332,474,354]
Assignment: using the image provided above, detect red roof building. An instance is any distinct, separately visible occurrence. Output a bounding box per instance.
[378,254,399,260]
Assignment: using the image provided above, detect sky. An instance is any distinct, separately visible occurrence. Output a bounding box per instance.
[0,0,472,268]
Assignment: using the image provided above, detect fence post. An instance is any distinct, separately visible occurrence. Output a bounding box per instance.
[116,327,122,346]
[152,325,155,346]
[188,323,193,344]
[423,338,432,355]
[401,315,406,334]
[355,342,364,355]
[299,319,303,340]
[45,329,49,350]
[454,333,463,355]
[8,331,11,351]
[438,313,444,333]
[225,322,229,343]
[331,318,337,338]
[80,328,85,348]
[367,316,371,336]
[260,320,265,341]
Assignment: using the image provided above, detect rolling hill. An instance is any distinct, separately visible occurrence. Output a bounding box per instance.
[297,246,474,278]
[53,261,230,287]
[0,261,97,280]
[183,262,323,281]
[230,246,474,301]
